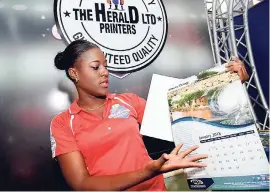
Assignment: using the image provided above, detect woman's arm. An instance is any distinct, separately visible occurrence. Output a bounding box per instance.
[57,144,207,191]
[57,151,154,191]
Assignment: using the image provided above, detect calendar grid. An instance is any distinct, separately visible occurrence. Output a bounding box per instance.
[200,130,255,143]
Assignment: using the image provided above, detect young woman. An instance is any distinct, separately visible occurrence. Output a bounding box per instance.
[50,40,248,191]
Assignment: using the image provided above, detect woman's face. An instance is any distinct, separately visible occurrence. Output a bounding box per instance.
[72,47,109,97]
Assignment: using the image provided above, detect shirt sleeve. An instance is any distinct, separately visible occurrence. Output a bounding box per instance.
[130,93,146,124]
[50,115,79,158]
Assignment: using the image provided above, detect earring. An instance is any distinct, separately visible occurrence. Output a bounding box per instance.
[75,77,79,83]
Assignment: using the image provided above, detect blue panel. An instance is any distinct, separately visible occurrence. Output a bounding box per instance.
[234,1,269,105]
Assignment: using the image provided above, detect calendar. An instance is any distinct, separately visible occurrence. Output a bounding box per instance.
[167,65,269,190]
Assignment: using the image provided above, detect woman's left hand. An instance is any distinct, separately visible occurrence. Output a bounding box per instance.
[226,56,249,82]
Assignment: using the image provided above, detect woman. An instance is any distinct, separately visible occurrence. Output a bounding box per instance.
[50,40,248,191]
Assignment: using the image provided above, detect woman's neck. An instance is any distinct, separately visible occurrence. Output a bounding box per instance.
[77,91,106,110]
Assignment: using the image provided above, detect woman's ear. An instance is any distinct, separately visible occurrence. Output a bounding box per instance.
[68,68,79,83]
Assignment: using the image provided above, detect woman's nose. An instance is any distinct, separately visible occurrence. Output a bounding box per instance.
[100,66,109,76]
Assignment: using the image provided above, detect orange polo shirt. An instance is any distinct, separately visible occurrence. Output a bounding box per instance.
[50,93,167,191]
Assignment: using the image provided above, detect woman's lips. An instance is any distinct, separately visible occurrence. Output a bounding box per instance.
[100,80,109,88]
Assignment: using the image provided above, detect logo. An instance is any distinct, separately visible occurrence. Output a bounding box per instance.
[188,178,214,189]
[190,180,204,185]
[54,0,168,73]
[108,104,130,118]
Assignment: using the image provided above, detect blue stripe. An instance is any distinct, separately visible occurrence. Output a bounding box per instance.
[172,116,254,128]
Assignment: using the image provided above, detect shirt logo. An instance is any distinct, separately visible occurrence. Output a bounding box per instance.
[108,104,130,118]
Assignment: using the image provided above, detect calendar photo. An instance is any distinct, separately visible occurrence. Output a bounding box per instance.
[167,65,269,190]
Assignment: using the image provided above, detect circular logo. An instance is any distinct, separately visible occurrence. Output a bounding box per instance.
[54,0,168,72]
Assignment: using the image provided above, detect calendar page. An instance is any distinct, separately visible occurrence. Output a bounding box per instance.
[167,65,269,190]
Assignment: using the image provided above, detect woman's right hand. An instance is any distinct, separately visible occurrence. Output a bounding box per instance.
[145,143,208,175]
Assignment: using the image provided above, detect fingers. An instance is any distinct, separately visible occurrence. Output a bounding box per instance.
[240,66,249,80]
[163,153,169,160]
[188,154,208,162]
[170,143,184,155]
[226,56,243,68]
[231,56,241,62]
[238,67,246,78]
[179,145,199,158]
[148,154,169,174]
[226,63,238,72]
[226,61,244,72]
[155,153,169,168]
[226,65,234,73]
[226,60,242,68]
[226,64,242,72]
[226,63,235,68]
[226,63,249,81]
[187,162,207,168]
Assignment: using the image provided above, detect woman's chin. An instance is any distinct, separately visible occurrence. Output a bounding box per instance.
[96,89,109,98]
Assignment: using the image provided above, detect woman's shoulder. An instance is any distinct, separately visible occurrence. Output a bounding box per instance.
[110,92,142,103]
[110,92,140,100]
[51,109,71,125]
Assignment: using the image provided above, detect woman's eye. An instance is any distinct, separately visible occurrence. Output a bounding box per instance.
[90,65,108,70]
[91,66,99,70]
